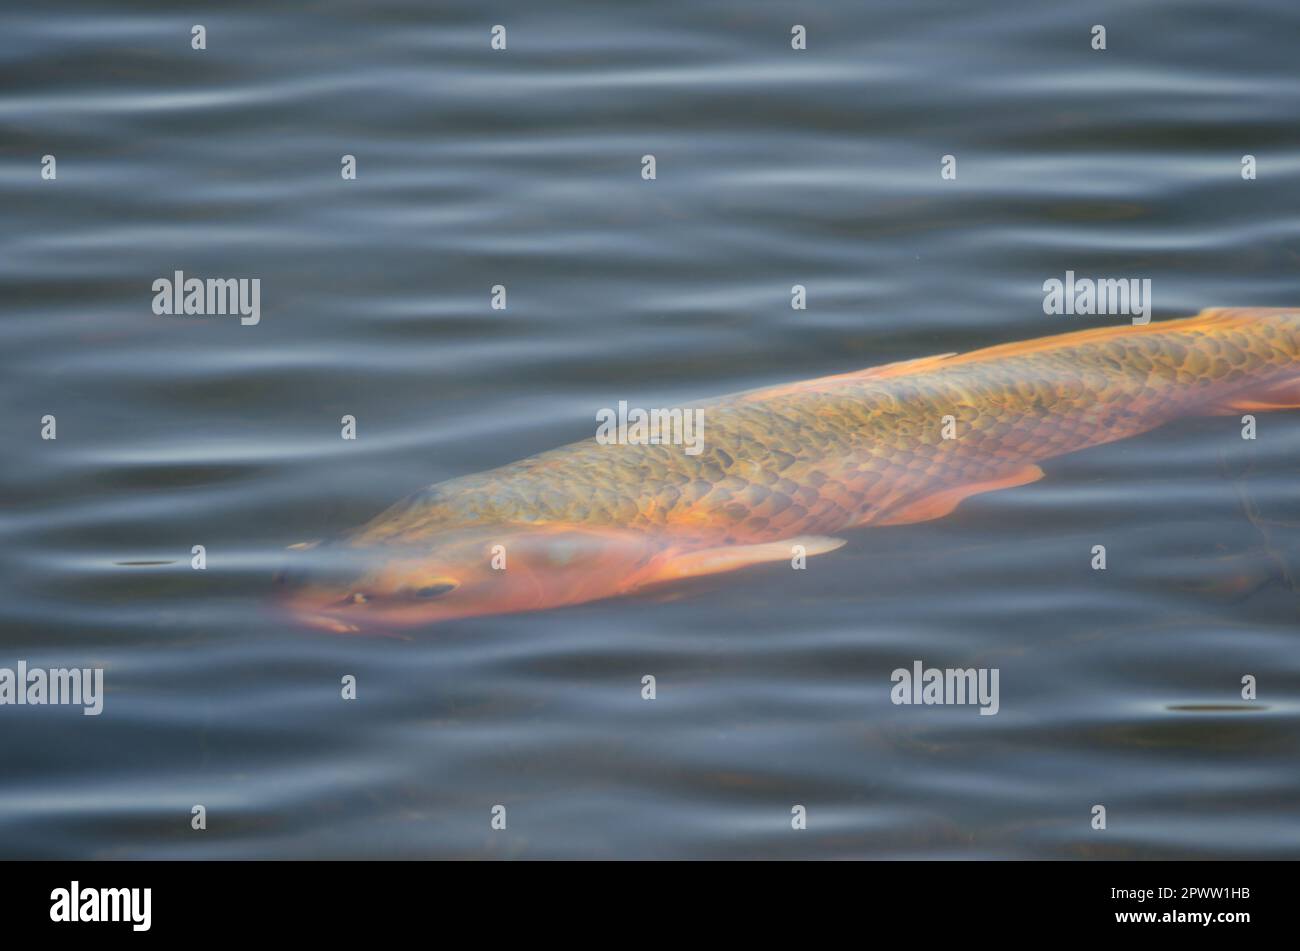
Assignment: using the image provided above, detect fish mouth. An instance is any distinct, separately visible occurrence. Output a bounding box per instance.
[273,586,363,633]
[273,541,381,633]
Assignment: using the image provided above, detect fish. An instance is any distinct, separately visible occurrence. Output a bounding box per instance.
[279,307,1300,632]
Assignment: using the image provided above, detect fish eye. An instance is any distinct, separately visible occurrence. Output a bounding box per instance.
[414,582,457,599]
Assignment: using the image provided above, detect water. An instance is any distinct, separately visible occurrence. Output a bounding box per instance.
[2,0,1298,858]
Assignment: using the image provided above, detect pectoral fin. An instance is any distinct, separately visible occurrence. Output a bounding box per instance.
[873,464,1045,526]
[652,535,847,582]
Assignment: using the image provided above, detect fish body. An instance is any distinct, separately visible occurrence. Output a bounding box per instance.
[282,308,1300,630]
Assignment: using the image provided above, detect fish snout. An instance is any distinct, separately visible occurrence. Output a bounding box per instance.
[273,541,370,621]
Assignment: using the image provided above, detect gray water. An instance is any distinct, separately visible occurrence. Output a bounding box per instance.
[1,0,1298,859]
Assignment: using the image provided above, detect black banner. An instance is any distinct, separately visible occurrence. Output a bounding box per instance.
[1,860,1281,938]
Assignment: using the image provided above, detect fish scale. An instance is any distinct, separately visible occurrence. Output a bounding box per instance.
[353,308,1300,548]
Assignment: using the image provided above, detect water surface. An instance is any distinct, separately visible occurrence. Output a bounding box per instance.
[1,0,1298,858]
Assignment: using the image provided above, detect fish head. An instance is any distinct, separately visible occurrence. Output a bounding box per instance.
[277,524,662,631]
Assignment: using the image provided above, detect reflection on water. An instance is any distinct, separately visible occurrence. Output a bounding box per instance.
[1,0,1298,858]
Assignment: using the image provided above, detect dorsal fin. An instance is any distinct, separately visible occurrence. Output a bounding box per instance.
[939,308,1279,369]
[743,311,1283,401]
[729,352,957,404]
